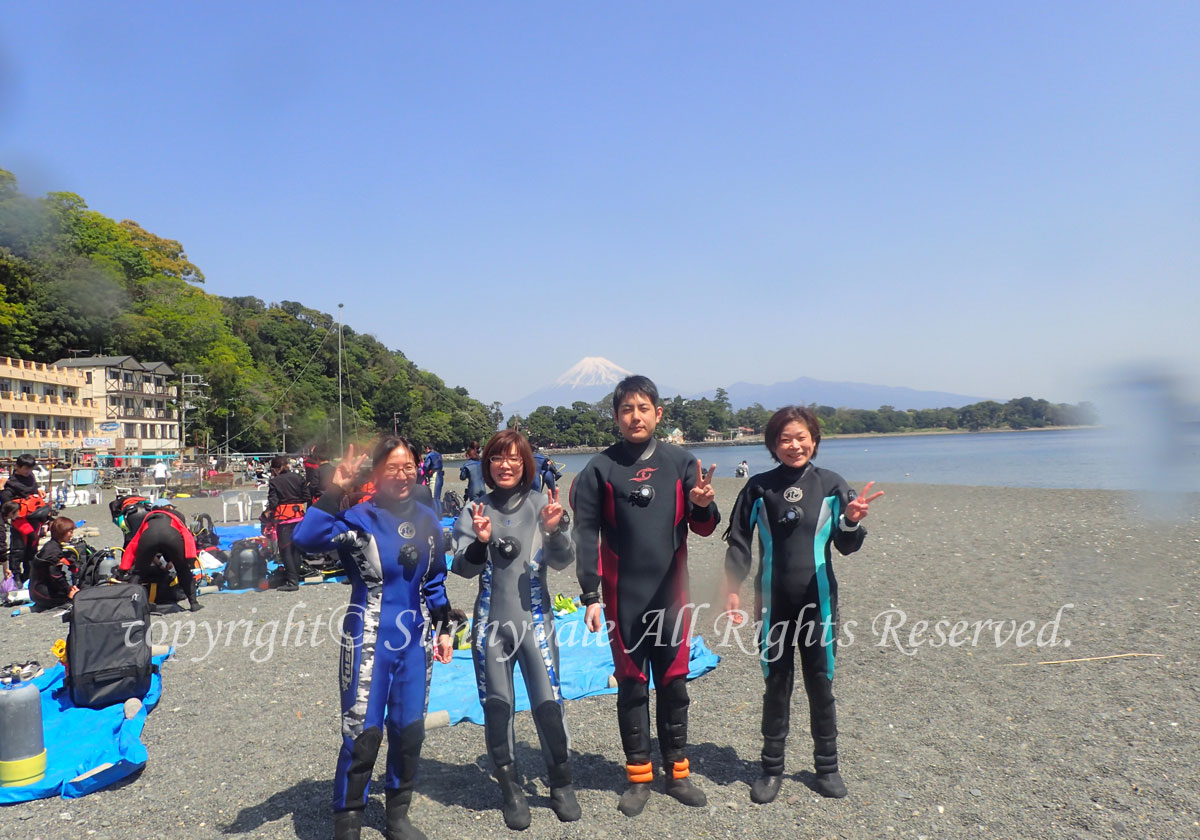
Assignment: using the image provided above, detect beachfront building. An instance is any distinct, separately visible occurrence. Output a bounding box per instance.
[0,356,104,459]
[52,356,180,460]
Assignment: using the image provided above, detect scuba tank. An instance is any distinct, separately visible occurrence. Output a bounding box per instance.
[0,676,46,787]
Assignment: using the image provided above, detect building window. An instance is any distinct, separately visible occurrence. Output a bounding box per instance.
[85,372,93,384]
[35,418,48,431]
[54,419,68,432]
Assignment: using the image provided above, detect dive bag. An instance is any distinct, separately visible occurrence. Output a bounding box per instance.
[65,583,154,709]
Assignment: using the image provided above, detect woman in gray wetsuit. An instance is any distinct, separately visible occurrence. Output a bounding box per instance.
[452,429,579,830]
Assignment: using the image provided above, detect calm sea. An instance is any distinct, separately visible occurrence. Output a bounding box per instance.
[451,428,1200,492]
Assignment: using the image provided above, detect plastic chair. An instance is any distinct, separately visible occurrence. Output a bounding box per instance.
[246,488,268,516]
[220,490,248,523]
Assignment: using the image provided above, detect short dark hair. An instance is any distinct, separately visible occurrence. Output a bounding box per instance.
[270,455,288,471]
[371,436,419,470]
[612,375,660,414]
[465,440,480,458]
[15,454,35,470]
[481,430,536,492]
[311,444,329,461]
[1,501,18,520]
[50,516,76,542]
[764,405,822,462]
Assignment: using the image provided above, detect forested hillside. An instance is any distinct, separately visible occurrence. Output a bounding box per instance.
[0,168,497,452]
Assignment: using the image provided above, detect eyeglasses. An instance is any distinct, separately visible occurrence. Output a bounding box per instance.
[380,464,418,477]
[488,455,523,466]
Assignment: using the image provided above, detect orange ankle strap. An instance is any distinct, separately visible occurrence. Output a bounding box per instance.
[627,762,654,783]
[672,758,690,779]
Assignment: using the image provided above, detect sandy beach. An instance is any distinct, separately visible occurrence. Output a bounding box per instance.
[3,476,1198,839]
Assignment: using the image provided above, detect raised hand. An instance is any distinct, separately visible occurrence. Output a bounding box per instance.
[471,502,492,543]
[540,487,564,532]
[689,461,716,508]
[332,443,368,490]
[845,481,885,523]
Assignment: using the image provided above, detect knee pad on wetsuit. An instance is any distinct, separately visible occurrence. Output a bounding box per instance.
[386,718,425,789]
[655,678,690,758]
[483,698,514,766]
[345,726,384,807]
[616,681,651,761]
[532,700,569,766]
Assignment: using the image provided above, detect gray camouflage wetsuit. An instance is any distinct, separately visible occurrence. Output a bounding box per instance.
[452,487,575,781]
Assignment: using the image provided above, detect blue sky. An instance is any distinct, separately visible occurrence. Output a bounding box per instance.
[2,2,1197,406]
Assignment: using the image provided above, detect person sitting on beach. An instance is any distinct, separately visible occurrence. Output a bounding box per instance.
[452,430,580,829]
[29,516,80,610]
[723,405,884,803]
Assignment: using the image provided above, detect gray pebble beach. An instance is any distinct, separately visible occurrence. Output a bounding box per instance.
[2,477,1198,839]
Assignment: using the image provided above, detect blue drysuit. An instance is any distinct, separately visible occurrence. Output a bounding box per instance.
[294,487,450,813]
[422,451,444,515]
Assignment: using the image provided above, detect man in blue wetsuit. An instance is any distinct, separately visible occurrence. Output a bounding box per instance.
[420,444,444,517]
[459,441,487,502]
[295,437,454,840]
[531,449,563,493]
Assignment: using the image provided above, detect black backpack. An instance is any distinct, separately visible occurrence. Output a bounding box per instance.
[225,539,267,590]
[70,541,121,588]
[65,582,154,709]
[442,490,463,519]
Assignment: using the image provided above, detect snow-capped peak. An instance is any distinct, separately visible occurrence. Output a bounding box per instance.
[554,357,632,388]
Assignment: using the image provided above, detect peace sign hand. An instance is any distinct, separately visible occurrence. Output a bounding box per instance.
[332,443,369,491]
[689,461,716,508]
[540,487,564,533]
[471,502,492,543]
[845,481,885,523]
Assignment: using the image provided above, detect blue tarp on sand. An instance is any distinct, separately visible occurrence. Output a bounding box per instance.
[427,610,720,726]
[0,651,171,804]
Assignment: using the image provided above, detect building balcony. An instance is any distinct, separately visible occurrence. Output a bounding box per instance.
[0,391,102,419]
[0,357,90,388]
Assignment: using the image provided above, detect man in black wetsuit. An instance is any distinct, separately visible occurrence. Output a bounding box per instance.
[268,455,309,591]
[572,375,720,817]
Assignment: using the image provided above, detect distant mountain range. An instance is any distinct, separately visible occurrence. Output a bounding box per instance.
[504,357,984,417]
[690,378,985,412]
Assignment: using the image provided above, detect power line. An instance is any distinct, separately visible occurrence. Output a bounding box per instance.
[203,321,337,455]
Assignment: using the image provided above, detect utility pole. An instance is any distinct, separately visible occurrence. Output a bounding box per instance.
[181,373,207,461]
[393,412,402,436]
[337,303,344,453]
[281,411,289,455]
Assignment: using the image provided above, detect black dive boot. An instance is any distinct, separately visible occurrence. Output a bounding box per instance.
[750,736,786,804]
[806,668,847,799]
[384,789,427,840]
[663,759,707,807]
[618,778,652,817]
[332,809,363,840]
[547,762,581,822]
[495,763,531,830]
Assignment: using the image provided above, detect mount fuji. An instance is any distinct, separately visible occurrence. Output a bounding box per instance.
[504,357,668,417]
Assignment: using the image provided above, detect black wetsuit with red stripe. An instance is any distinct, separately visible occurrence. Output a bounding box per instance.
[571,437,719,766]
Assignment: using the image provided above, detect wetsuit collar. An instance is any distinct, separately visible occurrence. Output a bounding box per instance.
[489,486,526,514]
[377,494,418,519]
[621,437,658,462]
[778,461,814,481]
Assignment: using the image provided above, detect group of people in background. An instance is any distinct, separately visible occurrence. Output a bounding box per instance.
[289,374,883,840]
